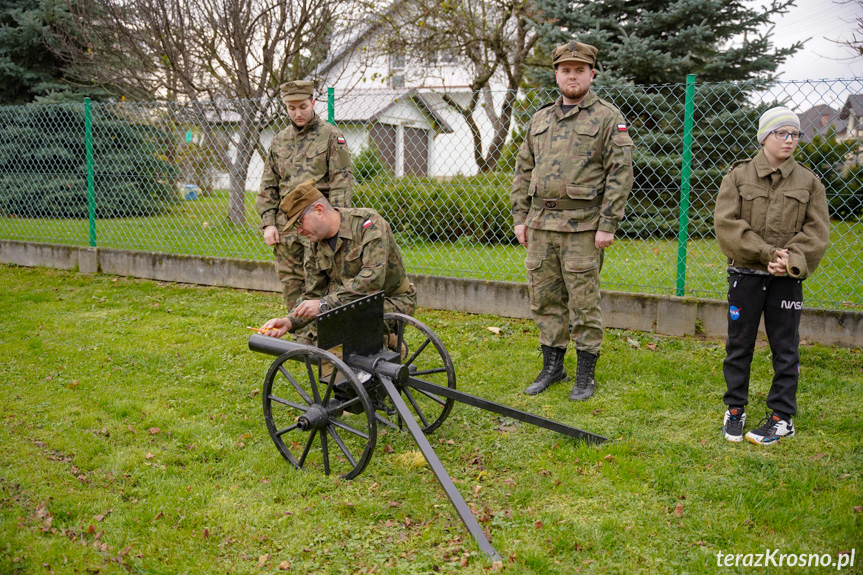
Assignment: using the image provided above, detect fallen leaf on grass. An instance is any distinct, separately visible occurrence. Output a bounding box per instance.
[94,511,111,522]
[473,485,482,497]
[278,560,291,570]
[388,501,401,508]
[627,338,640,349]
[811,453,826,460]
[487,327,501,335]
[534,520,543,529]
[148,427,160,435]
[673,502,683,517]
[384,444,394,453]
[853,506,862,513]
[258,554,269,567]
[646,343,657,351]
[145,453,154,460]
[202,528,209,538]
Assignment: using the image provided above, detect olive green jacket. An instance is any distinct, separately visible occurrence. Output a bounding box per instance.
[714,150,830,279]
[288,208,414,330]
[256,114,352,229]
[510,91,634,234]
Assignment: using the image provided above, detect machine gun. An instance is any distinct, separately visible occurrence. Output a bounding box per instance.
[249,292,608,562]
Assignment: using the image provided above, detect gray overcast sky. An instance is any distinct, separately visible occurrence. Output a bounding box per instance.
[765,0,861,80]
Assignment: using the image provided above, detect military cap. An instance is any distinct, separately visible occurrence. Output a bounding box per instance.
[280,80,314,102]
[280,178,324,230]
[551,41,598,67]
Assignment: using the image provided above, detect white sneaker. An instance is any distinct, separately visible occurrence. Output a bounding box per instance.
[745,412,795,445]
[722,408,746,442]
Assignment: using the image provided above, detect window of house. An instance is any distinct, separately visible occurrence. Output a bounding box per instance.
[389,52,405,89]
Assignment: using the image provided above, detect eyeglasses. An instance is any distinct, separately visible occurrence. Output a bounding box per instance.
[293,205,313,229]
[771,130,803,141]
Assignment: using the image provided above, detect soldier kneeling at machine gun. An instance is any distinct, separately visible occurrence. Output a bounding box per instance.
[258,178,416,348]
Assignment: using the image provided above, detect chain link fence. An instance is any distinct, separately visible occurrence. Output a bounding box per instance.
[1,79,861,309]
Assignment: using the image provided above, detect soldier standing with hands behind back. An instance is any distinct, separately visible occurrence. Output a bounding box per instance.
[511,41,633,401]
[256,81,353,321]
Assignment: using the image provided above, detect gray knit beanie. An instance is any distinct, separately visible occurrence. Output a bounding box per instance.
[757,107,801,144]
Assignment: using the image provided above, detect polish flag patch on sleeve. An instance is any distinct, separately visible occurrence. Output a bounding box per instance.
[337,136,346,144]
[363,219,374,229]
[617,123,628,132]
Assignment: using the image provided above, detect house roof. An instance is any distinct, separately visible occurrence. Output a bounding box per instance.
[839,94,863,120]
[333,89,454,133]
[310,1,406,81]
[797,104,846,142]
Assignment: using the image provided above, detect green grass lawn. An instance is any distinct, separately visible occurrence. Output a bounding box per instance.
[2,190,861,309]
[1,265,861,574]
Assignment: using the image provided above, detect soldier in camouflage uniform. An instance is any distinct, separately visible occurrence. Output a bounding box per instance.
[256,80,353,316]
[259,179,416,341]
[510,41,633,401]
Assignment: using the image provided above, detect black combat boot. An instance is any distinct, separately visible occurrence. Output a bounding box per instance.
[568,350,598,401]
[523,345,567,395]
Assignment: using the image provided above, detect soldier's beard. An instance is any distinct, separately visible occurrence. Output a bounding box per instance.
[560,84,589,102]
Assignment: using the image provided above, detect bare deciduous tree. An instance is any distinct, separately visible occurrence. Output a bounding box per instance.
[57,0,357,224]
[831,0,863,57]
[376,0,545,173]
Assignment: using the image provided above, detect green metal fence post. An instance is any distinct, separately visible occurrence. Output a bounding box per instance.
[675,74,696,297]
[327,87,335,125]
[85,97,96,247]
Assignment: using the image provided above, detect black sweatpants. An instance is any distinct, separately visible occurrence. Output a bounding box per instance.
[722,272,803,417]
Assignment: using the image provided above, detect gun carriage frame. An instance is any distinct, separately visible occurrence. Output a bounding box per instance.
[249,292,608,562]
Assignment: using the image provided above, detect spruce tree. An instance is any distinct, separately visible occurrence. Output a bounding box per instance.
[0,0,104,104]
[0,103,176,218]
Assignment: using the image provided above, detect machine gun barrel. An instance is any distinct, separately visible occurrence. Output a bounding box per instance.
[248,333,309,358]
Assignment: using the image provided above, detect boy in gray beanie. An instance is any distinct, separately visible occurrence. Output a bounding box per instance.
[713,106,830,445]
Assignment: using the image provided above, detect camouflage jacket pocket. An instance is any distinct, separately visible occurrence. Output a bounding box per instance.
[570,123,599,156]
[307,140,329,175]
[565,184,599,200]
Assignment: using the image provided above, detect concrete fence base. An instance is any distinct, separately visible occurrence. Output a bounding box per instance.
[3,240,861,347]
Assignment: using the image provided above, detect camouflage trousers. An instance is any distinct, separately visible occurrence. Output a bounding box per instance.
[525,227,605,354]
[272,227,308,311]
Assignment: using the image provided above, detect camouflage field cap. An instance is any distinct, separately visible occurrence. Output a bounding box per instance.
[280,80,314,102]
[280,178,324,230]
[551,41,598,67]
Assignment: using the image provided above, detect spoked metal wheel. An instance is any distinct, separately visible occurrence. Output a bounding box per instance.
[382,313,456,433]
[262,347,377,480]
